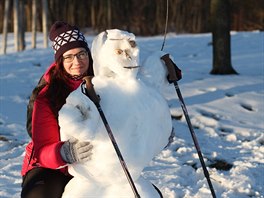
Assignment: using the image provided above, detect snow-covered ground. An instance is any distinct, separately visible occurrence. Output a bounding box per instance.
[0,30,263,198]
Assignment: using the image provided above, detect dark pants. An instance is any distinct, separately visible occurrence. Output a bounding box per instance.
[21,168,163,198]
[21,168,72,198]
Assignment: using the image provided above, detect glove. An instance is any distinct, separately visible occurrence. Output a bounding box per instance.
[60,138,93,164]
[167,62,182,83]
[161,53,182,83]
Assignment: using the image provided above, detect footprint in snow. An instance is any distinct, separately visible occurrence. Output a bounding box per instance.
[218,127,234,137]
[225,92,235,97]
[240,103,255,112]
[198,110,221,121]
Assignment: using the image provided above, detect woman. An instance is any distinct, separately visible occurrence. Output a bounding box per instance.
[21,21,94,198]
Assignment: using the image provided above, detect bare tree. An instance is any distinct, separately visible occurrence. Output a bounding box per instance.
[32,0,37,48]
[91,0,96,30]
[107,0,112,29]
[1,0,11,54]
[13,0,26,52]
[42,0,49,48]
[19,0,26,51]
[210,0,238,74]
[13,0,19,51]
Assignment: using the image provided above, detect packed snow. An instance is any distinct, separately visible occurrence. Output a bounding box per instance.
[0,30,263,198]
[59,29,173,197]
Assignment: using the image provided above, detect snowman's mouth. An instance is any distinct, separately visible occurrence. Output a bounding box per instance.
[123,66,140,69]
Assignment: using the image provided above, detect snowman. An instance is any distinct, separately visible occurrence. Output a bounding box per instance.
[59,29,174,197]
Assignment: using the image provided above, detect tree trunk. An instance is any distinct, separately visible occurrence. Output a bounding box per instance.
[13,0,19,52]
[107,0,112,29]
[91,0,96,29]
[19,0,26,51]
[210,0,238,74]
[32,0,37,48]
[42,0,48,48]
[1,0,11,54]
[13,0,25,52]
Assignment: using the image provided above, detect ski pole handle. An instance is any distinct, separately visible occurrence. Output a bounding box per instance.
[82,76,100,105]
[161,54,178,82]
[161,53,182,82]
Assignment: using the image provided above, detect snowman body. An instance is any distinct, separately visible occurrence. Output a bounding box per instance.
[59,29,173,197]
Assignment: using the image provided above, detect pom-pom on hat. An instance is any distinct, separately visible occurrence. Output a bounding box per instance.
[49,21,89,61]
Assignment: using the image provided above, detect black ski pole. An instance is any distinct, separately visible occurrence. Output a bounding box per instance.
[81,76,141,198]
[161,54,217,198]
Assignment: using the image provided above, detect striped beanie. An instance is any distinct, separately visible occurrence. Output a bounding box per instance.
[49,21,89,61]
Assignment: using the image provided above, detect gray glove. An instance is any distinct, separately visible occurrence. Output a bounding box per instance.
[60,138,93,164]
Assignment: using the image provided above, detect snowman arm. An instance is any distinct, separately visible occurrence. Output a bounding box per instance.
[59,86,100,141]
[139,51,181,94]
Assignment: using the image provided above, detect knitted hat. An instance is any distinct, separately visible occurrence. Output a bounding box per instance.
[49,21,89,61]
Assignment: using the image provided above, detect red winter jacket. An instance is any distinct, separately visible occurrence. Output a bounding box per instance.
[21,63,83,176]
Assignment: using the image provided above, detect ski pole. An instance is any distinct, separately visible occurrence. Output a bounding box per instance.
[161,54,217,198]
[81,76,141,198]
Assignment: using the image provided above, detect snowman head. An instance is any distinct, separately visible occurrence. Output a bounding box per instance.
[91,29,139,79]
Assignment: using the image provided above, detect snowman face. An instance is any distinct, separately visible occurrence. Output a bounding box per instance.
[100,38,139,78]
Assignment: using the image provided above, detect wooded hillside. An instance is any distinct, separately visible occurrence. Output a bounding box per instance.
[0,0,263,36]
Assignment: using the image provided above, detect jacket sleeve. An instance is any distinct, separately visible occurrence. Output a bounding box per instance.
[32,91,66,169]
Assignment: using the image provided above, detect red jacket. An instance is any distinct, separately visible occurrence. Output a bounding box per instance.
[21,63,83,176]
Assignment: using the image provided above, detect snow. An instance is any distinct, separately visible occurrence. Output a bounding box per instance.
[58,29,173,197]
[0,30,263,198]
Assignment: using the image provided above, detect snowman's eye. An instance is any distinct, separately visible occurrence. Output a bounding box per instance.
[115,49,123,55]
[129,40,137,48]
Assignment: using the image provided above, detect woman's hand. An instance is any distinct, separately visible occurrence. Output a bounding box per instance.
[60,138,93,164]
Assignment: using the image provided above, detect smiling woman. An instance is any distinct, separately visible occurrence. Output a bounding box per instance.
[62,49,89,77]
[20,21,94,198]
